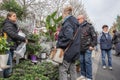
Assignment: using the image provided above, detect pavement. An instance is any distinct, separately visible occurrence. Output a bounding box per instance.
[77,48,120,80]
[95,50,120,80]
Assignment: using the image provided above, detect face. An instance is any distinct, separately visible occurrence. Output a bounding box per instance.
[62,11,67,19]
[8,13,17,22]
[77,16,85,24]
[103,27,108,32]
[62,13,65,19]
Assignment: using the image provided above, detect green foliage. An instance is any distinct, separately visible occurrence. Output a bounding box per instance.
[0,37,9,54]
[75,60,80,66]
[0,16,5,31]
[1,0,24,20]
[26,43,41,55]
[0,60,59,80]
[116,15,120,31]
[45,11,62,41]
[26,34,41,55]
[27,34,40,42]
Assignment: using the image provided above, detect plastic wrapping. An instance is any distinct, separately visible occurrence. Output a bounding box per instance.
[14,42,26,57]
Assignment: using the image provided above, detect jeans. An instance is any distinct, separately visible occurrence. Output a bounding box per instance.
[59,60,77,80]
[80,50,92,79]
[3,50,14,78]
[101,49,112,67]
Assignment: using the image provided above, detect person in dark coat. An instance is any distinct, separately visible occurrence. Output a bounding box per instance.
[2,12,28,78]
[112,30,120,56]
[99,25,112,70]
[57,5,80,80]
[77,15,97,80]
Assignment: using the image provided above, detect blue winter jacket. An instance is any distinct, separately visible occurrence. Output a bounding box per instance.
[100,32,112,50]
[57,15,80,62]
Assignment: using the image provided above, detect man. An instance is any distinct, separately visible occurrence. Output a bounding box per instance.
[77,15,97,80]
[57,6,81,80]
[99,25,112,70]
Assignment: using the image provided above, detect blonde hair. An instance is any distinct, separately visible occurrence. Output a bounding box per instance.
[63,5,73,15]
[7,12,16,18]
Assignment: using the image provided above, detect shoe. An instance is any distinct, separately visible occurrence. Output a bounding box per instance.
[109,67,112,70]
[102,66,106,69]
[77,76,86,80]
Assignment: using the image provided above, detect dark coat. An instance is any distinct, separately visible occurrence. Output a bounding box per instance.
[2,19,26,50]
[112,31,120,44]
[80,21,97,52]
[57,16,80,62]
[112,31,120,53]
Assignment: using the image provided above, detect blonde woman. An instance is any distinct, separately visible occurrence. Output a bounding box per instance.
[56,6,80,80]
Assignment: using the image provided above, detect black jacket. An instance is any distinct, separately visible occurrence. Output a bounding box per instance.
[57,16,81,62]
[80,21,97,52]
[112,31,120,44]
[2,19,26,50]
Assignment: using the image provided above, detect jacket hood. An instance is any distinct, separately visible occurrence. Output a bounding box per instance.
[63,15,79,26]
[69,16,79,26]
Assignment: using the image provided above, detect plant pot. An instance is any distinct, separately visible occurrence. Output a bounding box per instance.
[40,53,47,59]
[30,55,37,61]
[0,54,9,68]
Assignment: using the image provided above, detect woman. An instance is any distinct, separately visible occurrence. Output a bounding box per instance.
[2,12,28,78]
[57,6,80,80]
[99,25,112,70]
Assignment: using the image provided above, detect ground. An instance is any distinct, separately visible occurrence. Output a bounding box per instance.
[94,50,120,80]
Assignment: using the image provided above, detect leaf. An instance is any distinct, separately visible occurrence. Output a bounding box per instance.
[0,37,10,54]
[1,0,24,20]
[55,16,62,23]
[45,11,62,41]
[51,11,57,19]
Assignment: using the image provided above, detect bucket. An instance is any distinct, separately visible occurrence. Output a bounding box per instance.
[0,54,9,68]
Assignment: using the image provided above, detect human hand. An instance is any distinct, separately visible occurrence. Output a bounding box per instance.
[25,39,28,44]
[89,46,94,51]
[54,46,56,49]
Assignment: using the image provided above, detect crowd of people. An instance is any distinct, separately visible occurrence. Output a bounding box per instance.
[1,5,120,80]
[55,5,120,80]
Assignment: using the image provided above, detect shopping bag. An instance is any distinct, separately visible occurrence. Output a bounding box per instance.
[14,42,26,58]
[49,48,64,63]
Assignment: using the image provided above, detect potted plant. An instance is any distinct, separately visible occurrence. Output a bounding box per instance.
[26,34,41,62]
[0,37,10,68]
[75,60,80,72]
[27,43,41,62]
